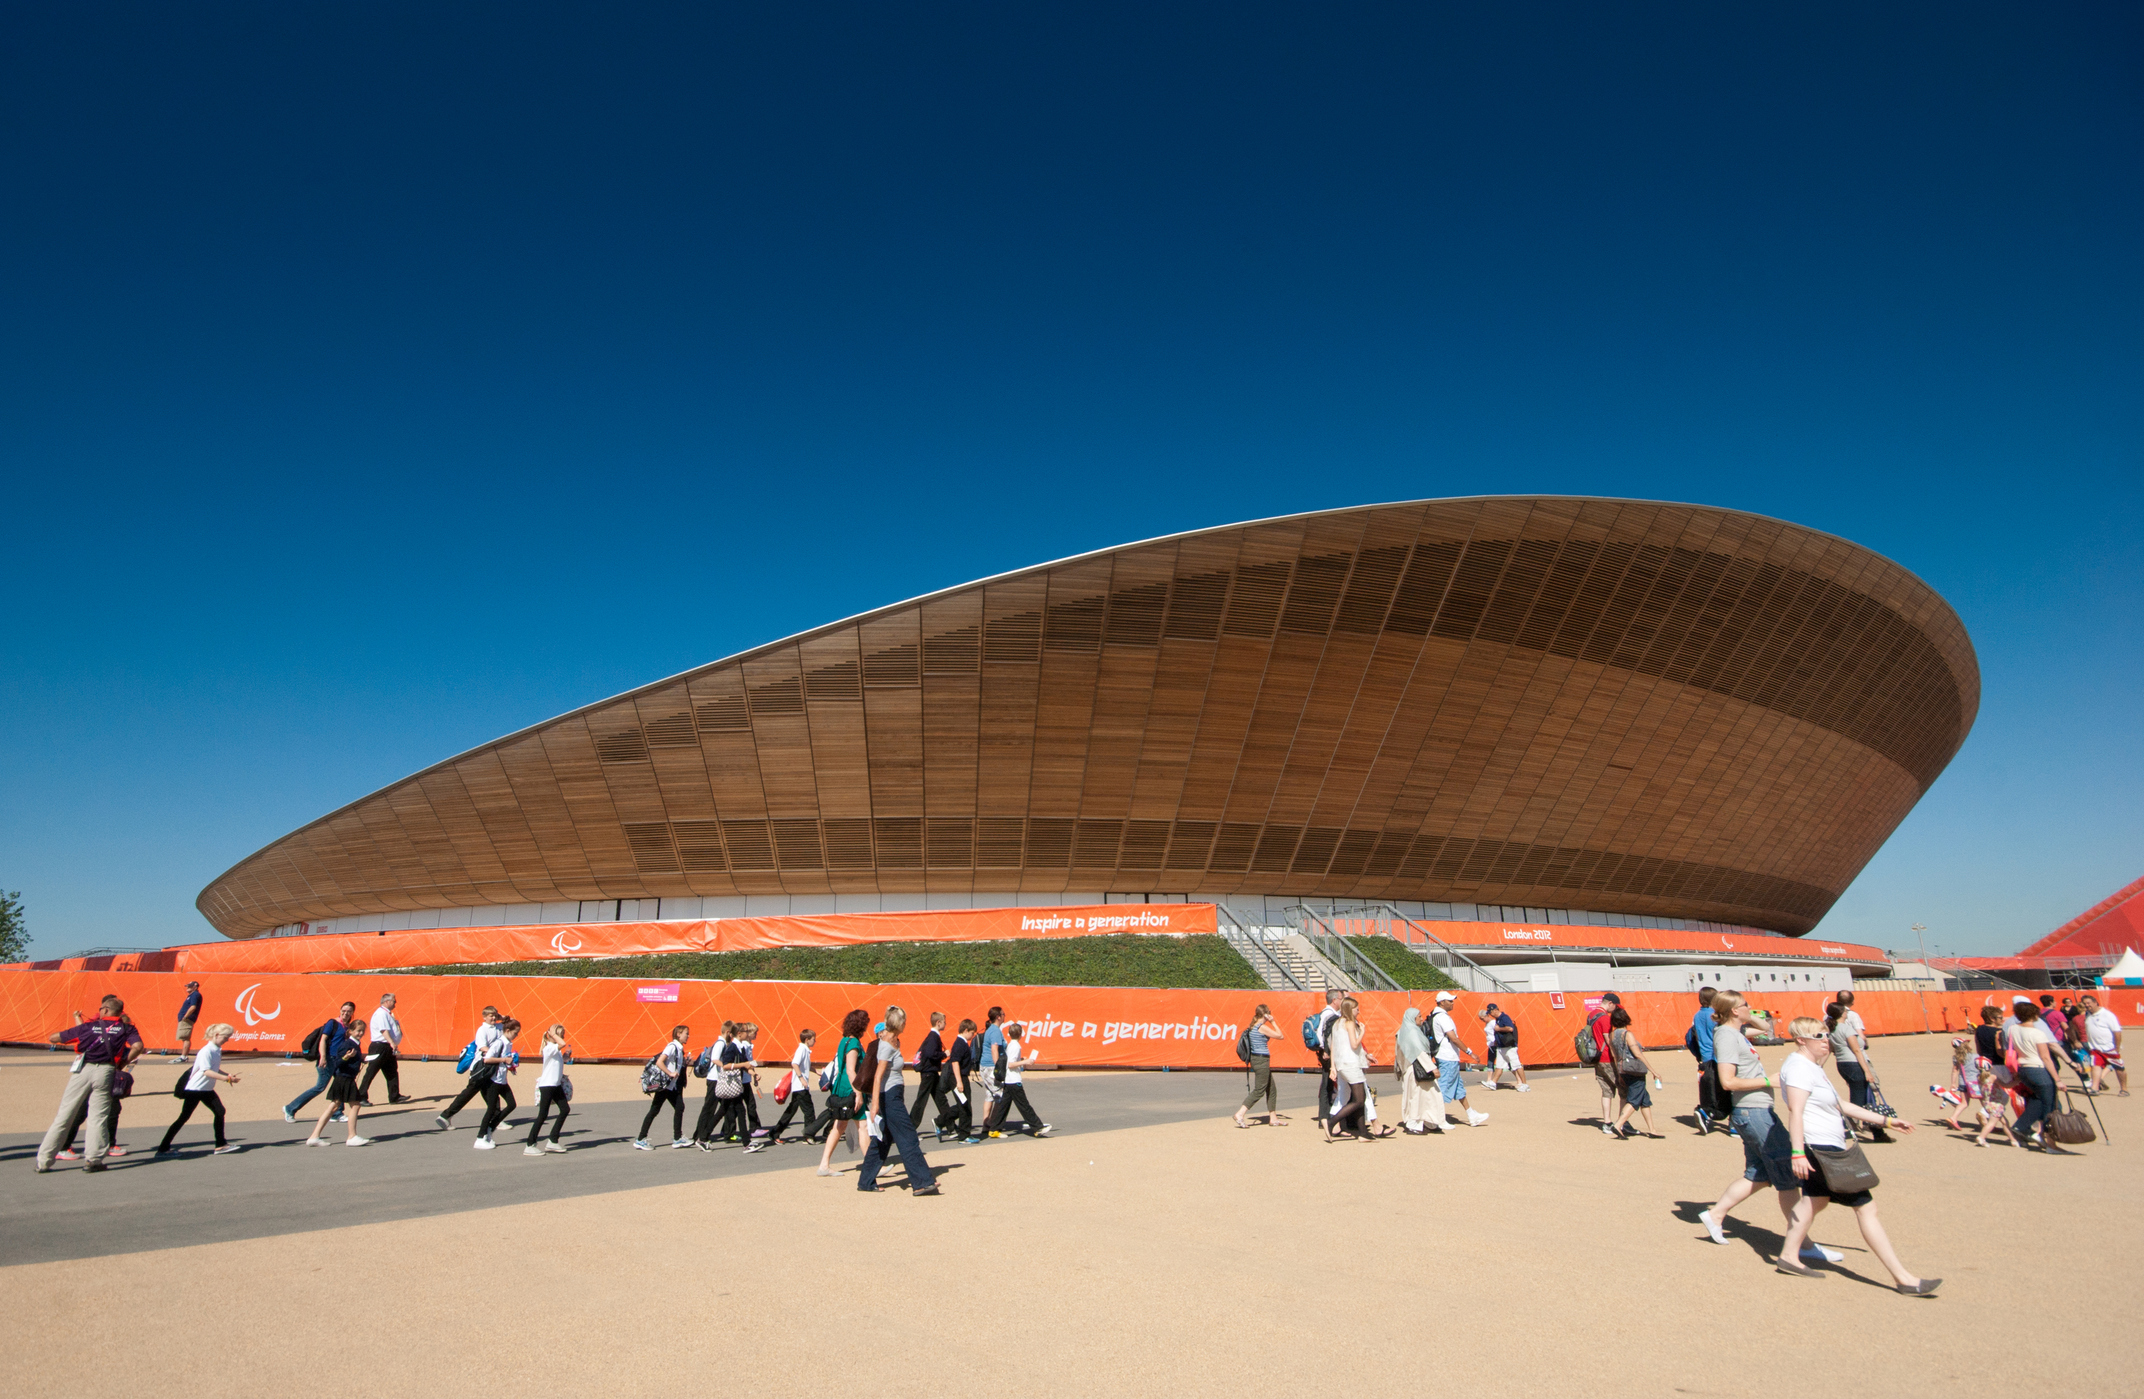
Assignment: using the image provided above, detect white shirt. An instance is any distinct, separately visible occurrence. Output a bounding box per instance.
[2086,1008,2122,1053]
[476,1022,511,1083]
[185,1043,222,1093]
[1317,1004,1340,1050]
[2008,1021,2057,1069]
[1780,1052,1848,1149]
[1329,1022,1366,1083]
[369,1005,402,1047]
[537,1041,566,1088]
[1003,1042,1031,1084]
[1430,1009,1462,1062]
[790,1044,812,1082]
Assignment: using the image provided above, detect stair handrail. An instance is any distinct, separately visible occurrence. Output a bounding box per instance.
[1287,906,1405,994]
[1214,902,1306,993]
[1324,902,1522,995]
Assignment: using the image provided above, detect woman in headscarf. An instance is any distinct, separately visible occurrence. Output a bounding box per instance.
[1394,1007,1445,1134]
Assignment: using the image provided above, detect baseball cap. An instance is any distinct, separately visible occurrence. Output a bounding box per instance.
[1434,990,1455,1002]
[1483,1002,1499,1012]
[185,980,199,987]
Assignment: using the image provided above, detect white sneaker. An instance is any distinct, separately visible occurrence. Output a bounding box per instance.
[1801,1244,1844,1264]
[1479,1081,1498,1091]
[543,1142,567,1153]
[1514,1084,1530,1093]
[345,1137,370,1147]
[282,1109,296,1124]
[1700,1209,1727,1244]
[670,1139,694,1149]
[303,1137,327,1147]
[1036,1124,1055,1138]
[632,1140,652,1150]
[744,1141,768,1154]
[1466,1110,1489,1127]
[1600,1123,1617,1136]
[523,1145,544,1156]
[473,1137,495,1150]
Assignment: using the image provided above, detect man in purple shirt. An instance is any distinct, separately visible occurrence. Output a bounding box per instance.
[37,995,145,1172]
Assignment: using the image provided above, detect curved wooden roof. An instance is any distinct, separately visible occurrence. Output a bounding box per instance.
[198,497,1978,938]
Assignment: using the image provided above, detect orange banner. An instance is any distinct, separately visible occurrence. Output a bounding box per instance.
[120,903,1217,977]
[5,966,2115,1070]
[1346,918,1887,968]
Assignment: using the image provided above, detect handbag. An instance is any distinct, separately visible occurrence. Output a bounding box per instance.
[714,1066,746,1100]
[1411,1058,1436,1084]
[560,1074,574,1104]
[113,1069,134,1100]
[826,1090,858,1120]
[2045,1091,2095,1145]
[1612,1029,1645,1077]
[1810,1142,1880,1193]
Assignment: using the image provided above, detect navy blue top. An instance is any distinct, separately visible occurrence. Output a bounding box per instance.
[178,990,203,1022]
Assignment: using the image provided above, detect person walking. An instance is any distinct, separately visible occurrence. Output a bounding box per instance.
[1430,991,1489,1128]
[1691,985,1724,1133]
[158,1023,241,1155]
[1696,990,1841,1269]
[856,1007,941,1194]
[303,1017,372,1147]
[691,1022,737,1148]
[635,1024,692,1149]
[357,993,412,1106]
[285,1000,358,1124]
[1775,1016,1938,1294]
[1311,989,1343,1127]
[436,1005,507,1129]
[753,1028,819,1151]
[908,1012,951,1133]
[523,1023,573,1155]
[2080,994,2127,1096]
[36,995,144,1173]
[1324,998,1390,1140]
[1609,1007,1659,1138]
[1825,997,1891,1144]
[52,1008,139,1161]
[737,1022,767,1140]
[1479,1002,1527,1091]
[464,1016,521,1150]
[1589,992,1624,1135]
[2006,1002,2067,1152]
[171,981,203,1062]
[1394,1006,1444,1134]
[815,1009,870,1174]
[938,1019,981,1143]
[711,1025,755,1145]
[983,1023,1054,1138]
[1233,1004,1288,1128]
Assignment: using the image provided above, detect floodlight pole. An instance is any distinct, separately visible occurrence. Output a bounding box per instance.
[1912,922,1930,1031]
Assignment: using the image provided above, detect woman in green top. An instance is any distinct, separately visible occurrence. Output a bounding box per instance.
[815,1008,870,1178]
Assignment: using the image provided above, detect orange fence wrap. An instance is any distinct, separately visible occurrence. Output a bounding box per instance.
[124,903,1216,978]
[1355,919,1887,968]
[6,967,2119,1070]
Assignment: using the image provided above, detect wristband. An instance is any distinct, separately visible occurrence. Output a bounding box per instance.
[1790,1149,1805,1157]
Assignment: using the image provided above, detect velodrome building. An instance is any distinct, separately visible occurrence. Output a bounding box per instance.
[198,497,1977,984]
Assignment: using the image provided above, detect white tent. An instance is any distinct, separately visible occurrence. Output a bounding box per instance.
[2099,946,2144,988]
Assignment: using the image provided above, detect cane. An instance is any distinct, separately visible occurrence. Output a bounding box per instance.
[2083,1088,2110,1144]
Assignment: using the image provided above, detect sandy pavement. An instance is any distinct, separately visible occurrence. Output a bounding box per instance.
[3,1033,2134,1396]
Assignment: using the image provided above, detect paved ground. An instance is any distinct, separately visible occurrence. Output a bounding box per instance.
[2,1035,2135,1396]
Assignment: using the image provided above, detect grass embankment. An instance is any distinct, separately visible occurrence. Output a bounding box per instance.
[407,933,1266,989]
[1345,936,1461,991]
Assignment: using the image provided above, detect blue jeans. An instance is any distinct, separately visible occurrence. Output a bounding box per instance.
[1731,1104,1797,1191]
[285,1064,333,1115]
[1437,1058,1466,1101]
[2014,1067,2057,1139]
[858,1084,936,1192]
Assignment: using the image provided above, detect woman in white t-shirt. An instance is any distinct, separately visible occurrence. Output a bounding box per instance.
[1325,998,1393,1140]
[2005,1003,2067,1149]
[157,1023,241,1154]
[522,1024,573,1156]
[1777,1016,1938,1295]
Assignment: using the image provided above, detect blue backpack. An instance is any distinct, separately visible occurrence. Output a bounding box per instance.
[455,1039,480,1073]
[693,1045,716,1079]
[1301,1013,1325,1052]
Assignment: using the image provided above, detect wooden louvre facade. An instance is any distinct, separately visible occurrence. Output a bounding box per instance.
[197,497,1978,939]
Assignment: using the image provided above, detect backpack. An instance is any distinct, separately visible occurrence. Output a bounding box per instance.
[299,1023,327,1062]
[693,1045,716,1079]
[1301,1013,1325,1052]
[640,1053,672,1095]
[1494,1017,1518,1050]
[455,1040,480,1074]
[1683,1024,1701,1060]
[1575,1013,1605,1066]
[1235,1026,1255,1064]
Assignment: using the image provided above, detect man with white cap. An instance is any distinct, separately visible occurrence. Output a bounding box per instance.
[1429,991,1489,1127]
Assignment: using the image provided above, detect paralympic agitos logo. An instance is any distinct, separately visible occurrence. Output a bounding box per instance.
[235,983,283,1026]
[550,930,584,955]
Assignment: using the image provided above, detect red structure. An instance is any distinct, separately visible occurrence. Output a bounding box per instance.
[1930,874,2143,988]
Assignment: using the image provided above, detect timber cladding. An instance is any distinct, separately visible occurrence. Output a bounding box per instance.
[197,497,1978,939]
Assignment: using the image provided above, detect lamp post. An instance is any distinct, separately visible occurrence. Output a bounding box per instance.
[1912,923,1929,977]
[1911,923,1932,1031]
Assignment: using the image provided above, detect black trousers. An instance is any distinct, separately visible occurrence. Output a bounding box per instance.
[714,1095,750,1141]
[357,1043,401,1100]
[1315,1052,1334,1122]
[1329,1080,1366,1136]
[526,1085,570,1145]
[639,1086,686,1141]
[160,1090,225,1149]
[908,1069,949,1132]
[475,1080,515,1138]
[769,1088,817,1140]
[444,1071,494,1122]
[1697,1060,1724,1120]
[744,1088,762,1128]
[985,1082,1039,1134]
[693,1084,725,1143]
[934,1081,973,1137]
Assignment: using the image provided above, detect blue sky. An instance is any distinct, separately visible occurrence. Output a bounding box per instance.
[4,4,2138,959]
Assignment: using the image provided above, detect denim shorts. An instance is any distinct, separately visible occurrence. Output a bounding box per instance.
[1438,1058,1466,1101]
[1731,1105,1796,1190]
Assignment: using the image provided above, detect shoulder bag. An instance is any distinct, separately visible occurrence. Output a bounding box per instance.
[1810,1141,1880,1193]
[2045,1091,2095,1145]
[1612,1029,1645,1077]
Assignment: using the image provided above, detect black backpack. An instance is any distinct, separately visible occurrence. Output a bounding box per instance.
[1235,1026,1254,1064]
[298,1023,326,1061]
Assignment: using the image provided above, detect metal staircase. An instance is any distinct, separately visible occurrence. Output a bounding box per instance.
[1289,907,1406,993]
[1322,902,1522,995]
[1217,903,1325,993]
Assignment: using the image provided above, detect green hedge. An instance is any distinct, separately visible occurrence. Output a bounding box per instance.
[402,933,1265,989]
[1345,936,1460,991]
